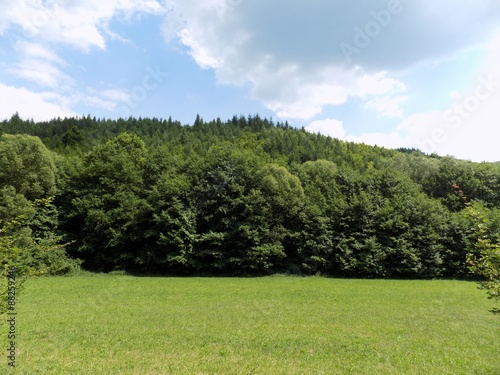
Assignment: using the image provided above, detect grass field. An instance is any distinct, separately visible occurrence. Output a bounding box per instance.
[4,275,500,374]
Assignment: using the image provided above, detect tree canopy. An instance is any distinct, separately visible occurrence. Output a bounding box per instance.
[1,114,499,282]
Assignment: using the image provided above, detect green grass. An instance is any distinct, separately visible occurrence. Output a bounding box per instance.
[4,275,499,374]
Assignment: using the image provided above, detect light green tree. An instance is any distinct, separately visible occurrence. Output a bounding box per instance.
[454,184,500,305]
[466,203,500,304]
[0,134,57,200]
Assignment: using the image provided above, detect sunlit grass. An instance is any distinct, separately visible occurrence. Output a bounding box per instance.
[6,275,500,374]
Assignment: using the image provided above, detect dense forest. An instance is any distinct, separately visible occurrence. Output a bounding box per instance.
[1,112,500,278]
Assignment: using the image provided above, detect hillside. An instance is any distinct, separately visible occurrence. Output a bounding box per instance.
[1,113,500,277]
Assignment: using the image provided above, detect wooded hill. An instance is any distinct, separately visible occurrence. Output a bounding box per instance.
[1,113,500,277]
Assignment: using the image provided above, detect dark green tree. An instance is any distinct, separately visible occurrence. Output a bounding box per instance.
[64,133,150,271]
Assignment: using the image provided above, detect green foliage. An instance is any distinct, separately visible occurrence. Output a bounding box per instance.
[294,160,339,274]
[259,164,306,221]
[64,133,149,271]
[0,216,29,315]
[464,201,500,302]
[61,126,84,146]
[0,198,80,315]
[0,134,57,200]
[192,143,286,274]
[0,186,35,229]
[141,149,198,273]
[329,168,460,278]
[3,114,500,278]
[0,132,80,314]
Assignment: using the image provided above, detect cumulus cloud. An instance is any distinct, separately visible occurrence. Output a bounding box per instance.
[0,0,167,121]
[313,72,500,162]
[160,0,500,160]
[0,1,166,51]
[81,88,131,111]
[408,74,500,162]
[163,0,500,120]
[305,119,346,139]
[364,95,408,118]
[306,31,500,162]
[0,83,76,121]
[0,82,135,122]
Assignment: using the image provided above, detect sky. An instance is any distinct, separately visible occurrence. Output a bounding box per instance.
[1,0,500,162]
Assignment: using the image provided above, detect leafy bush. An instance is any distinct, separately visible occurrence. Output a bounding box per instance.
[454,184,500,305]
[1,199,81,315]
[466,203,500,302]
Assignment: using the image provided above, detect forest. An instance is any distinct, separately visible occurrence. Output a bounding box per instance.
[1,112,500,278]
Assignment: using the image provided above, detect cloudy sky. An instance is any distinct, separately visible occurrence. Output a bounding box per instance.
[1,0,500,161]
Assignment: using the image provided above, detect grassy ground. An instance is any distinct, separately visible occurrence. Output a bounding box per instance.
[4,275,499,374]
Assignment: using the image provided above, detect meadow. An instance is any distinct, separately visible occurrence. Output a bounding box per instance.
[5,275,500,374]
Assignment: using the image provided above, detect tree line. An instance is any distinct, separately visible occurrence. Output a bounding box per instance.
[1,113,500,279]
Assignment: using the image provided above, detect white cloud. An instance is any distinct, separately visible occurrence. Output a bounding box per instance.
[0,0,166,51]
[164,1,500,121]
[481,31,500,85]
[306,67,500,162]
[355,73,406,98]
[162,8,186,43]
[11,60,67,89]
[255,68,407,120]
[334,85,500,162]
[405,78,500,161]
[13,41,64,65]
[0,0,168,121]
[264,73,348,119]
[347,131,408,150]
[178,28,219,69]
[162,1,500,161]
[305,119,346,139]
[1,0,499,163]
[7,41,73,91]
[100,89,131,102]
[10,41,71,89]
[364,95,408,118]
[82,88,131,111]
[0,83,76,121]
[0,82,135,121]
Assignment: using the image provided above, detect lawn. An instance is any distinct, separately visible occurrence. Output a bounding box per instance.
[4,275,500,374]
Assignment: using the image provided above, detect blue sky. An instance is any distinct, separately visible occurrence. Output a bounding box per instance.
[1,0,500,162]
